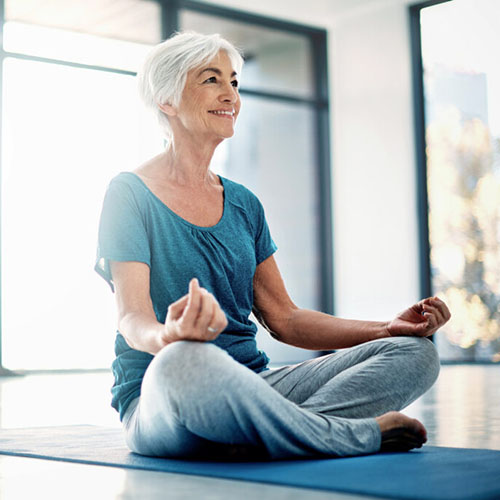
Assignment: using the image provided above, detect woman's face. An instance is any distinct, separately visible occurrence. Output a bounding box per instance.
[171,50,241,141]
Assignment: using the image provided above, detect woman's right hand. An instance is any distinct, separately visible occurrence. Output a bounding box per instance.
[162,278,228,344]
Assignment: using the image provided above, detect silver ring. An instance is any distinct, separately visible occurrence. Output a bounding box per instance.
[207,326,218,333]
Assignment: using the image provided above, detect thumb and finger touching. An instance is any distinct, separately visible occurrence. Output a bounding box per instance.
[165,278,226,341]
[167,294,189,319]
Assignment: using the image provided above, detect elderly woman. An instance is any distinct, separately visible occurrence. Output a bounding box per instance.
[96,31,450,460]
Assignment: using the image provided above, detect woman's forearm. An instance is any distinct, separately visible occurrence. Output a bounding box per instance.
[278,308,390,350]
[117,279,228,355]
[119,311,167,356]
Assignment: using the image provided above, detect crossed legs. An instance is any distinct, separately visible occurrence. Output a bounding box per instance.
[123,336,439,459]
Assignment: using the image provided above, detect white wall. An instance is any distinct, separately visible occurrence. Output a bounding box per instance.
[330,3,420,321]
[201,0,421,321]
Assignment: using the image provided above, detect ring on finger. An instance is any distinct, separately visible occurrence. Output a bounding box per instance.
[207,326,218,334]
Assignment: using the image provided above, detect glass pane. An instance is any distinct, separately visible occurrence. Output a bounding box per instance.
[421,0,500,361]
[180,10,314,99]
[213,96,319,363]
[5,0,162,44]
[1,58,163,370]
[4,0,162,72]
[3,22,155,73]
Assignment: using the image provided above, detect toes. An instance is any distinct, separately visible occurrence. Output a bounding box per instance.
[380,427,426,453]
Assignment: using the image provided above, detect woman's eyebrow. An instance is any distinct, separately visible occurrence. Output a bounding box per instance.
[197,67,237,78]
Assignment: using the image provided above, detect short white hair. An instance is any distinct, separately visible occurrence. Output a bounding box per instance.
[137,31,244,139]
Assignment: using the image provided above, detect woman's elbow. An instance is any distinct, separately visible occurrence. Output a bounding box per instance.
[253,305,298,343]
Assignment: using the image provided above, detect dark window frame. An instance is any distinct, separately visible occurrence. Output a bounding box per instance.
[0,0,331,373]
[410,0,500,364]
[409,0,453,300]
[168,0,332,318]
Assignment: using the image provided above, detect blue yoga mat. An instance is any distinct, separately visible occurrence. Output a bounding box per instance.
[0,425,499,500]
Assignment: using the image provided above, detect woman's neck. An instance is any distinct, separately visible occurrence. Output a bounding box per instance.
[157,133,222,187]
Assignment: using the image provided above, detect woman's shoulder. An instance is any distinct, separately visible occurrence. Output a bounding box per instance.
[109,171,139,184]
[108,153,164,190]
[103,172,153,213]
[107,171,148,193]
[220,176,262,208]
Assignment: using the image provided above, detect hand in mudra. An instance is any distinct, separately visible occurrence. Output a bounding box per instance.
[385,297,451,338]
[163,278,228,344]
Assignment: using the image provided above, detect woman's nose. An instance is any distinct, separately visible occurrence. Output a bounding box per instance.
[219,83,238,103]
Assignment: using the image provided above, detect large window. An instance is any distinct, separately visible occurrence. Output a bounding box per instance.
[1,0,164,370]
[179,7,329,362]
[414,0,500,361]
[0,1,330,370]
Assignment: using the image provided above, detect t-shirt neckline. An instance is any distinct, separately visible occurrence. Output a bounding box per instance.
[124,171,227,231]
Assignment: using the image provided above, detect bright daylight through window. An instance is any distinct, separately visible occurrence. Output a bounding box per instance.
[1,0,163,370]
[422,0,500,361]
[1,1,324,370]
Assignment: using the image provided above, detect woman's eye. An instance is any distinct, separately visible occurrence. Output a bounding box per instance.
[204,76,217,83]
[231,80,239,88]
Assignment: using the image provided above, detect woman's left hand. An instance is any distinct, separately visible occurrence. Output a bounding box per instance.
[385,297,451,338]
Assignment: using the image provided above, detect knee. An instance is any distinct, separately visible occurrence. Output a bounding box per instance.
[146,340,229,392]
[158,339,217,362]
[394,336,440,391]
[151,340,220,372]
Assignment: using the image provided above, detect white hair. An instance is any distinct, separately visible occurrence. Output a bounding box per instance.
[137,31,244,139]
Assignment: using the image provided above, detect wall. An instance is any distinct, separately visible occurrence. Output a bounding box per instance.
[330,3,420,321]
[200,0,421,324]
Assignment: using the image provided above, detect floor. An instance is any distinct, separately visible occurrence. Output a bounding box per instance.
[0,364,499,499]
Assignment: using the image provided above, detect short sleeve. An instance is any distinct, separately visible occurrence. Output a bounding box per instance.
[95,178,151,292]
[253,196,278,265]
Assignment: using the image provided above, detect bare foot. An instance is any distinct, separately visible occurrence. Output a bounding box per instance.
[375,411,427,452]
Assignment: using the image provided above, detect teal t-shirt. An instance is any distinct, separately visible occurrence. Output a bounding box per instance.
[95,172,277,420]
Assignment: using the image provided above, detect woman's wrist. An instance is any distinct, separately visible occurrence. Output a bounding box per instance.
[378,321,392,339]
[120,312,170,355]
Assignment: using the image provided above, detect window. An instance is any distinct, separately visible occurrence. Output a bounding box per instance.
[413,0,500,361]
[1,0,163,370]
[179,6,330,363]
[0,0,330,370]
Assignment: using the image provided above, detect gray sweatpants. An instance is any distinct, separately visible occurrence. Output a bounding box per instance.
[122,336,440,459]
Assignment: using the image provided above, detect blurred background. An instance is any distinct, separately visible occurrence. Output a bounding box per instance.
[0,0,499,373]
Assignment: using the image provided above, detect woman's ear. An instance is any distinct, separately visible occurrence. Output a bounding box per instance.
[158,102,177,117]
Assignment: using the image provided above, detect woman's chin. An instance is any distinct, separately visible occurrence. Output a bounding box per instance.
[213,128,235,140]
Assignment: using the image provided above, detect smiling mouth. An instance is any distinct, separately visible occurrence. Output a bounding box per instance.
[208,110,235,118]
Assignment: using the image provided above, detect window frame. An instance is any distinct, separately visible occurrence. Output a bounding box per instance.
[168,0,332,315]
[0,0,331,373]
[409,0,453,300]
[409,0,500,363]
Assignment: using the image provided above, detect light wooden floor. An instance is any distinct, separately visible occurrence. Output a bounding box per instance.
[0,364,499,500]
